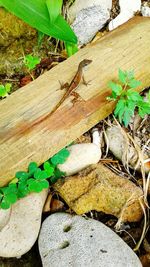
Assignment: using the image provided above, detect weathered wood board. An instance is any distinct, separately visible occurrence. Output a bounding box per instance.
[0,17,150,186]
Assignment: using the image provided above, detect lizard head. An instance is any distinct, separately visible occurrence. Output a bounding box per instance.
[79,59,92,68]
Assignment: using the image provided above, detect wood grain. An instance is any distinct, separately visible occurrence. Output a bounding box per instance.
[0,16,150,186]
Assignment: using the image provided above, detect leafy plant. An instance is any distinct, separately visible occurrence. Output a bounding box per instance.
[0,0,78,57]
[107,69,150,127]
[0,148,70,209]
[0,83,12,98]
[24,54,40,71]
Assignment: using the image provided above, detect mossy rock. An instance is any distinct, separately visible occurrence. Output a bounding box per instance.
[0,7,37,75]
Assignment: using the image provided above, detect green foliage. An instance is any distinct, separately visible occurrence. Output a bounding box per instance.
[0,148,70,209]
[0,83,12,98]
[0,0,78,56]
[24,54,40,71]
[50,148,70,165]
[107,69,150,127]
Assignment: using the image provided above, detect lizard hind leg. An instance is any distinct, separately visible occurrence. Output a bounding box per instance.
[59,80,70,90]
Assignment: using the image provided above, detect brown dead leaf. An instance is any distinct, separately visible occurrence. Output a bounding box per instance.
[50,199,64,212]
[43,193,53,212]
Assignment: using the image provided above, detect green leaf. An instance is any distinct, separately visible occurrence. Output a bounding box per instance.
[0,85,7,97]
[0,198,11,209]
[118,69,126,84]
[51,148,70,165]
[138,101,150,118]
[127,90,142,102]
[64,41,78,57]
[17,181,29,198]
[34,169,49,180]
[54,167,65,179]
[108,82,122,98]
[1,0,77,44]
[0,184,18,209]
[9,178,18,184]
[5,83,12,93]
[24,54,40,70]
[15,171,29,181]
[28,162,38,175]
[122,107,134,127]
[27,179,49,192]
[6,192,17,204]
[128,79,141,89]
[114,99,126,118]
[46,0,62,23]
[43,161,54,176]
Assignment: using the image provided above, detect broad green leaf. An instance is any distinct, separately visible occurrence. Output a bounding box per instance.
[46,0,62,23]
[118,69,126,84]
[1,0,77,44]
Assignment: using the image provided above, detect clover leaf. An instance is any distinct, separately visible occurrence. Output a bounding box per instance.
[0,184,18,209]
[50,148,70,165]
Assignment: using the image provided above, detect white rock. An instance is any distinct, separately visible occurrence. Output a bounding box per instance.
[141,6,150,17]
[105,125,150,173]
[68,0,112,22]
[0,208,11,231]
[109,0,141,31]
[68,0,112,45]
[58,143,101,176]
[38,213,142,267]
[0,190,48,258]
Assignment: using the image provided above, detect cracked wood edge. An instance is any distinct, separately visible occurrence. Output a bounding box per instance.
[0,16,150,186]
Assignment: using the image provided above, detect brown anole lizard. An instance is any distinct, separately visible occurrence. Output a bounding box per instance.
[31,59,92,127]
[50,58,92,116]
[6,59,93,138]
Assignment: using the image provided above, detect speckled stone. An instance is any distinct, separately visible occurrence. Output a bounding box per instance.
[39,213,142,267]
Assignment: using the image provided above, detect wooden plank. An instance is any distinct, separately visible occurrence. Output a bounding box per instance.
[0,17,150,186]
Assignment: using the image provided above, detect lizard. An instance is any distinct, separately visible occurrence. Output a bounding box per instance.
[30,59,92,128]
[49,58,92,116]
[4,59,93,139]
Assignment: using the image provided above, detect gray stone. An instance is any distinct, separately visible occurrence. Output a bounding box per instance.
[71,5,110,45]
[39,213,142,267]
